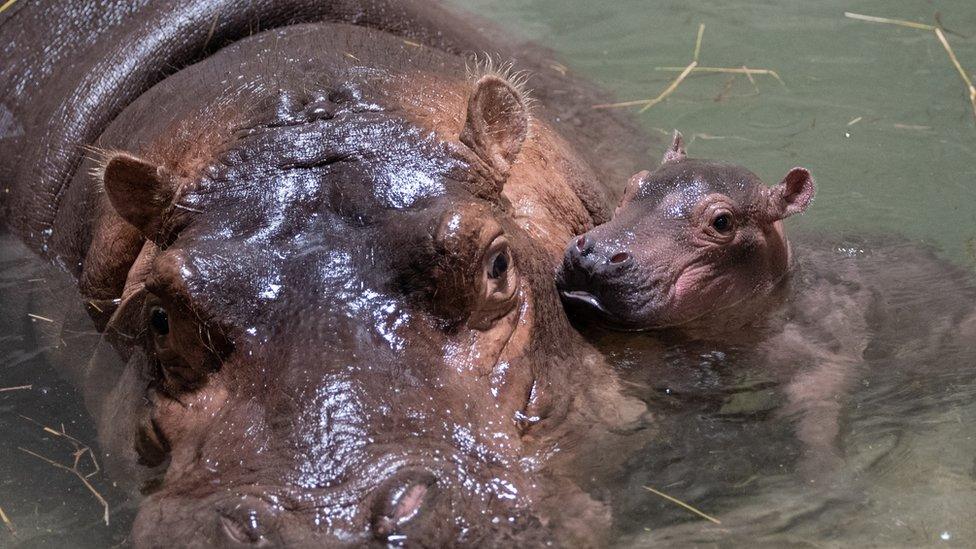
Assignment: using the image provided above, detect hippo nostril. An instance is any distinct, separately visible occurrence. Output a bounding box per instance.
[573,235,596,257]
[372,470,438,541]
[217,496,277,546]
[610,252,631,265]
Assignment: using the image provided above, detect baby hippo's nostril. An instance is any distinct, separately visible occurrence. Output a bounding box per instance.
[609,252,632,265]
[575,235,592,254]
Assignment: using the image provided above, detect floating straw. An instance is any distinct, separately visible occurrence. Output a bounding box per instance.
[643,486,722,524]
[845,12,976,123]
[594,23,782,111]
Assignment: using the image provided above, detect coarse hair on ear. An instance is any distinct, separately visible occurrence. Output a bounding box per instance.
[464,55,534,108]
[767,167,815,220]
[459,64,531,184]
[97,151,179,238]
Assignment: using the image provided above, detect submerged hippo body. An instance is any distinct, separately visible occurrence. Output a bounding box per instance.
[1,3,651,546]
[558,132,976,476]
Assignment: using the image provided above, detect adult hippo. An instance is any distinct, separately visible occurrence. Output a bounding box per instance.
[0,1,649,546]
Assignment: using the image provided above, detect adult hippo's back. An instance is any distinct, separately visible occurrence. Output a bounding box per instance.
[0,2,649,547]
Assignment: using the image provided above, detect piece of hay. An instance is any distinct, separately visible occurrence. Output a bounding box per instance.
[593,23,782,112]
[846,12,976,123]
[643,486,722,525]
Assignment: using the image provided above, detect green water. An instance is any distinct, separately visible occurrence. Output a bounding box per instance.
[454,0,976,266]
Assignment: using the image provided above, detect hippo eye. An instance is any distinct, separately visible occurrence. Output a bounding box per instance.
[149,306,170,335]
[711,212,734,234]
[488,250,509,279]
[467,234,520,329]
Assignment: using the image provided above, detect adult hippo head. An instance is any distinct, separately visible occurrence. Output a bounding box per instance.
[56,24,638,547]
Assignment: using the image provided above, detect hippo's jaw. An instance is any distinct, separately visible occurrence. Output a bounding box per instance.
[560,290,609,315]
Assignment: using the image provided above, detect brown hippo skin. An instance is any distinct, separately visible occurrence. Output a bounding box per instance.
[0,2,651,547]
[558,132,976,478]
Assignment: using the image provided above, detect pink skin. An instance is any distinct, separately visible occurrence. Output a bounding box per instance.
[669,218,792,328]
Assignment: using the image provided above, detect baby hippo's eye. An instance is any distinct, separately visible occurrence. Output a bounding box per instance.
[149,306,170,335]
[488,250,509,279]
[711,211,734,234]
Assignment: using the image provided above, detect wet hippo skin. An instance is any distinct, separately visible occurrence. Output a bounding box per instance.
[0,2,652,547]
[0,0,644,254]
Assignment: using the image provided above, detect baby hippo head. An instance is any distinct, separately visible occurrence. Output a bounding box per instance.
[557,131,815,330]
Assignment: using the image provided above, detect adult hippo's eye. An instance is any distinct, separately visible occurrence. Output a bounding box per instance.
[483,238,516,294]
[488,250,509,279]
[149,306,170,335]
[429,207,521,329]
[467,235,520,330]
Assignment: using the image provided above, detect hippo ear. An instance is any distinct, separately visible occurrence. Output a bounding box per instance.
[768,167,815,219]
[660,130,686,164]
[459,75,529,180]
[101,152,179,238]
[616,170,650,214]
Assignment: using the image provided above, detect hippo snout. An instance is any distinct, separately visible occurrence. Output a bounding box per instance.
[564,234,634,276]
[557,234,635,313]
[370,469,441,543]
[132,464,460,548]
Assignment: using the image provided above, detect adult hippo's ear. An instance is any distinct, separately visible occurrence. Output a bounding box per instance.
[660,130,686,164]
[767,167,816,219]
[459,75,529,184]
[80,152,181,301]
[101,153,180,239]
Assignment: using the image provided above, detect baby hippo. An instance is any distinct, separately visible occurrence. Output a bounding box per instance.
[557,130,813,331]
[557,131,976,478]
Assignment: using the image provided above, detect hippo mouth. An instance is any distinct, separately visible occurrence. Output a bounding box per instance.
[559,289,647,330]
[557,268,679,330]
[559,290,610,315]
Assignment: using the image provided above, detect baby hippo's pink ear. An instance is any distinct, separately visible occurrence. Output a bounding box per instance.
[616,170,650,214]
[768,167,815,220]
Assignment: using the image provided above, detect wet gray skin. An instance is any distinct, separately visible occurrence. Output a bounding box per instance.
[0,9,653,547]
